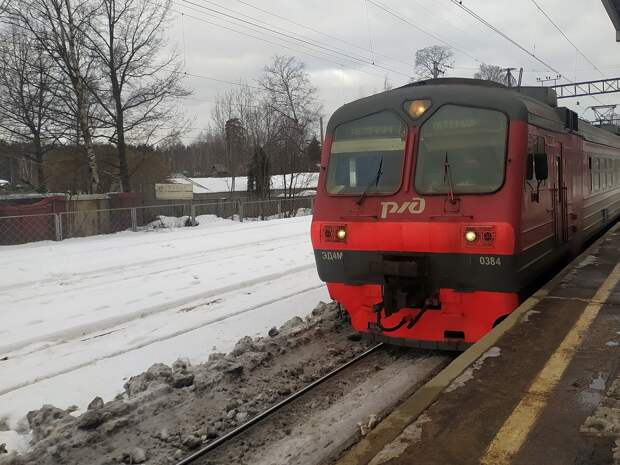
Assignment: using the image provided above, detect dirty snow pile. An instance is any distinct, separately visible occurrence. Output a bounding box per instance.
[581,377,620,464]
[0,214,327,457]
[0,302,369,465]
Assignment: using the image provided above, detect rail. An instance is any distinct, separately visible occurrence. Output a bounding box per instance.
[174,343,385,465]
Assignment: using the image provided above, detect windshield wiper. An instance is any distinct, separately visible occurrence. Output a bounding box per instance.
[356,156,384,206]
[443,152,457,204]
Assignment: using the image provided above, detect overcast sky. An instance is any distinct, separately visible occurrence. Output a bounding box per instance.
[167,0,620,142]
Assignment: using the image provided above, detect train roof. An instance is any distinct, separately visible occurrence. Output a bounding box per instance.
[326,78,620,150]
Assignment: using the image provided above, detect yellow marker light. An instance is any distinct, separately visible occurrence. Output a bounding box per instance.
[465,230,477,243]
[405,99,432,119]
[337,228,347,240]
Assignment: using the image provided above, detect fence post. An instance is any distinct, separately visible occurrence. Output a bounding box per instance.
[238,200,244,223]
[190,201,197,226]
[310,196,315,212]
[54,213,63,241]
[131,208,138,232]
[278,200,282,219]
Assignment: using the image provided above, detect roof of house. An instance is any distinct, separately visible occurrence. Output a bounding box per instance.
[172,173,319,194]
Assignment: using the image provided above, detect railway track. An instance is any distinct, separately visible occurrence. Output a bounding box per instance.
[174,343,386,465]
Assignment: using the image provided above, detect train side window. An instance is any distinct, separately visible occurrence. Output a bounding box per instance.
[593,158,600,191]
[526,135,546,202]
[588,156,593,192]
[526,136,545,183]
[526,153,534,180]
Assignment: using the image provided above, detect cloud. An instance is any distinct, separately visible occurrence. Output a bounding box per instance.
[170,0,620,141]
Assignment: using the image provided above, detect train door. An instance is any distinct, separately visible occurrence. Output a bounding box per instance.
[554,143,570,243]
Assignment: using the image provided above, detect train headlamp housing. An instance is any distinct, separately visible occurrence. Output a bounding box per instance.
[322,224,348,243]
[404,99,432,119]
[463,226,496,248]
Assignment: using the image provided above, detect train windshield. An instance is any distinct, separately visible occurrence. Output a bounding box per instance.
[326,111,406,195]
[415,105,508,194]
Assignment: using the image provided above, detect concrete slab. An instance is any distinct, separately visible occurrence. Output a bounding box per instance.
[334,225,620,465]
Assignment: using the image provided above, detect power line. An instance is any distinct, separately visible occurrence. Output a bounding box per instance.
[173,6,392,84]
[232,0,413,70]
[191,0,388,68]
[178,0,411,78]
[173,6,381,78]
[529,0,604,77]
[363,0,376,64]
[367,0,483,65]
[447,0,563,76]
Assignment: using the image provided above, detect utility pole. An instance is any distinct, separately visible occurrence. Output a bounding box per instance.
[504,68,516,87]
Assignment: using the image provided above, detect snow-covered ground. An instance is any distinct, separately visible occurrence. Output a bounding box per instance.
[0,214,326,451]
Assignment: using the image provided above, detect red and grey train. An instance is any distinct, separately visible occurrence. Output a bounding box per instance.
[311,78,620,350]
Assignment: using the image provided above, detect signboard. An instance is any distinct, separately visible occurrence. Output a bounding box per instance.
[155,183,194,200]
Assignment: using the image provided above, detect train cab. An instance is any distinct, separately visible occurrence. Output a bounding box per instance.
[311,78,571,349]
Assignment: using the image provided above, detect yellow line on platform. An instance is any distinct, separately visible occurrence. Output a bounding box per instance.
[480,262,620,465]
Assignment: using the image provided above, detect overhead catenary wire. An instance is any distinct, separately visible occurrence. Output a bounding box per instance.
[232,0,413,69]
[366,0,483,65]
[171,4,405,87]
[448,0,607,105]
[363,0,376,64]
[178,0,411,78]
[183,0,400,69]
[172,6,397,88]
[525,0,604,104]
[528,0,605,78]
[447,0,563,77]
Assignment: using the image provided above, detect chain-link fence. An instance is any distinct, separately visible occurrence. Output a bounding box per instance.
[0,196,315,246]
[0,213,59,245]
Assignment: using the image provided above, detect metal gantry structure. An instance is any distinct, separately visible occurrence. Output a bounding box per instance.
[590,105,618,125]
[551,77,620,98]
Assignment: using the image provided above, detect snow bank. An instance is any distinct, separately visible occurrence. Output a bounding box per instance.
[0,215,324,454]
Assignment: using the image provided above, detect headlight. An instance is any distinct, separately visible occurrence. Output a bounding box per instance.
[404,99,432,119]
[336,228,347,240]
[464,230,477,243]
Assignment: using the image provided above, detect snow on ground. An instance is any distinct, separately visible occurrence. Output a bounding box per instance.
[0,214,326,449]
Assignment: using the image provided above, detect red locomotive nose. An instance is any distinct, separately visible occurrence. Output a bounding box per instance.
[312,77,620,349]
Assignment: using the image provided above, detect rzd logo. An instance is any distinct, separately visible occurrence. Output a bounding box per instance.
[380,198,425,219]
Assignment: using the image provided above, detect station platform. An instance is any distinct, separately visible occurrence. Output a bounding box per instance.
[336,224,620,465]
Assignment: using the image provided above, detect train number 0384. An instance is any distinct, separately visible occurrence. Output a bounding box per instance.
[479,256,502,266]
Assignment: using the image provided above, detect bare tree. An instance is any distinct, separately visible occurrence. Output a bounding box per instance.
[0,26,66,192]
[259,55,321,199]
[84,0,190,192]
[474,63,507,84]
[224,117,243,194]
[414,45,454,80]
[7,0,102,193]
[247,145,270,200]
[212,81,281,196]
